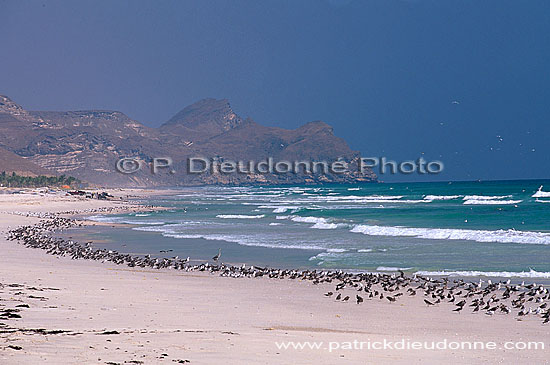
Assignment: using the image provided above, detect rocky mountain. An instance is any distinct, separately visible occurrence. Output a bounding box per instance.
[0,95,376,187]
[0,146,55,177]
[160,98,245,141]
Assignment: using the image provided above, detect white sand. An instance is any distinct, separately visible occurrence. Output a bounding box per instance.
[0,191,549,364]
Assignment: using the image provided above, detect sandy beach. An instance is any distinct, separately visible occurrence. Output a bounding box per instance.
[1,190,549,364]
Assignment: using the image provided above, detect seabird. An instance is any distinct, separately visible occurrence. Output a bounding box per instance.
[9,214,550,324]
[212,248,221,262]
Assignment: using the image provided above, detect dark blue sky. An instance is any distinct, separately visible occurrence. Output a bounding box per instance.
[1,0,549,182]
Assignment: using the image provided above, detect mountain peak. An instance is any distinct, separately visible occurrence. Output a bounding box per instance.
[297,120,334,133]
[0,95,377,186]
[160,98,244,140]
[164,98,241,129]
[0,95,25,114]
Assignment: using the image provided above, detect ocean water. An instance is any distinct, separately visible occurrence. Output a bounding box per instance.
[84,180,550,278]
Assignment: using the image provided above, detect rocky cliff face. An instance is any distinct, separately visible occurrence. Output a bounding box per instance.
[0,95,376,187]
[0,146,55,177]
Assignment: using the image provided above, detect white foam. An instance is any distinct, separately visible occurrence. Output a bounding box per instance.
[532,187,550,198]
[273,206,301,213]
[216,214,265,219]
[257,205,300,213]
[132,222,206,233]
[160,232,324,250]
[89,214,132,223]
[536,199,550,203]
[414,269,550,278]
[355,199,429,204]
[283,196,427,204]
[463,195,512,200]
[376,266,412,271]
[315,204,389,210]
[133,226,171,232]
[311,222,339,230]
[290,216,328,224]
[290,189,305,194]
[307,195,404,201]
[463,199,522,205]
[123,221,166,225]
[423,195,461,201]
[350,224,550,244]
[357,249,373,252]
[88,215,165,225]
[362,195,404,200]
[269,222,282,226]
[266,196,427,205]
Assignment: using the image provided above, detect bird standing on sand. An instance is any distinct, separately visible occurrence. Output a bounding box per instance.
[424,299,435,306]
[9,216,550,325]
[212,248,221,262]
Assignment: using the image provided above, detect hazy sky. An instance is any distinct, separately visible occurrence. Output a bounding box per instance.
[1,0,549,182]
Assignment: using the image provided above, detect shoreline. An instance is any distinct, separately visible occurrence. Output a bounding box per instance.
[70,214,550,281]
[1,190,549,364]
[60,222,550,284]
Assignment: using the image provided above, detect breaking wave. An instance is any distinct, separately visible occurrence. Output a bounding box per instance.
[532,187,550,198]
[423,195,461,201]
[463,199,522,205]
[463,195,512,200]
[216,214,265,219]
[350,224,550,244]
[376,266,413,271]
[414,269,550,278]
[88,215,165,225]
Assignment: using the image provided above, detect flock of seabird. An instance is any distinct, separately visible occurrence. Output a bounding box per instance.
[323,270,549,324]
[6,215,550,325]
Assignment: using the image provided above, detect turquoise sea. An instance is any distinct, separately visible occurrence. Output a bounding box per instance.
[83,180,550,278]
